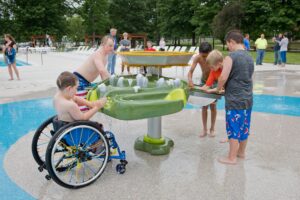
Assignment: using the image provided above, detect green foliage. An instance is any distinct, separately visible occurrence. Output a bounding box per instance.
[191,0,225,36]
[81,0,109,35]
[212,1,244,44]
[0,0,299,44]
[157,0,195,39]
[108,0,148,34]
[66,15,85,44]
[11,0,68,41]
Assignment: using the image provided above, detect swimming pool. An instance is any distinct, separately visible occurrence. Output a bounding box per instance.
[0,94,300,199]
[0,58,29,67]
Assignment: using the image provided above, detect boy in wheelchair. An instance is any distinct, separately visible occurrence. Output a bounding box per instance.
[32,72,127,188]
[53,71,107,152]
[53,71,106,123]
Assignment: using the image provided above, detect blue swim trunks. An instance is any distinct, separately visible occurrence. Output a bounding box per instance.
[73,72,92,111]
[73,72,91,91]
[226,108,252,142]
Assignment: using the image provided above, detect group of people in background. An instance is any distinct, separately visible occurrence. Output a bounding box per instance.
[107,27,167,75]
[243,32,289,67]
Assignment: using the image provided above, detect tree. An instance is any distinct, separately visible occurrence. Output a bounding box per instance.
[66,15,85,45]
[191,0,226,45]
[11,0,68,41]
[81,0,109,39]
[108,0,148,34]
[157,0,195,45]
[212,1,244,49]
[267,0,300,38]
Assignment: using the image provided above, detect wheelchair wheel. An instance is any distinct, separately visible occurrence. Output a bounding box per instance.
[45,121,109,188]
[32,115,56,169]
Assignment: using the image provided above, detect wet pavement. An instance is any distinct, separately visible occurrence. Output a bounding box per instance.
[1,52,300,199]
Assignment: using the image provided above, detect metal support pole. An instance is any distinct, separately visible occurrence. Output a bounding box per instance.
[147,117,162,139]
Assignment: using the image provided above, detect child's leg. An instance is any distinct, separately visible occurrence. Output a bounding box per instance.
[218,139,239,164]
[200,106,208,137]
[121,63,125,73]
[237,140,247,158]
[127,66,131,74]
[12,62,20,80]
[7,64,14,80]
[209,102,217,137]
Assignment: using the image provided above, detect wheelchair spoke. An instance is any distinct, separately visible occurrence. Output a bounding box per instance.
[79,128,84,146]
[49,124,109,187]
[82,131,96,149]
[69,130,77,147]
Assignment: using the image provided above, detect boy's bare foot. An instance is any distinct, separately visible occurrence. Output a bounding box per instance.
[208,129,215,137]
[237,154,245,159]
[199,130,208,137]
[218,157,237,165]
[219,138,228,143]
[8,78,13,81]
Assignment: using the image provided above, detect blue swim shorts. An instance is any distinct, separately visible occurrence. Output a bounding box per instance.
[73,72,92,111]
[225,108,252,142]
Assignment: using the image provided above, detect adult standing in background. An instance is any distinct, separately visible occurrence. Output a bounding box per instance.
[255,34,268,65]
[243,33,250,51]
[278,33,289,68]
[120,32,131,74]
[272,33,282,66]
[159,37,166,51]
[3,34,20,80]
[107,28,118,75]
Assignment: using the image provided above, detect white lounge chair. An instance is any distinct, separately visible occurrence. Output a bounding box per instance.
[180,46,187,52]
[168,46,175,51]
[188,46,196,53]
[173,46,181,52]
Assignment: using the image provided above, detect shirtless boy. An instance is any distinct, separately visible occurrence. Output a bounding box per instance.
[53,71,106,122]
[188,42,217,137]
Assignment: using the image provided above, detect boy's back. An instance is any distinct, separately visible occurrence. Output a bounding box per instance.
[53,93,78,122]
[225,50,254,110]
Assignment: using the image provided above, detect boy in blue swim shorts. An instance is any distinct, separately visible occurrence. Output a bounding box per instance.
[215,30,254,165]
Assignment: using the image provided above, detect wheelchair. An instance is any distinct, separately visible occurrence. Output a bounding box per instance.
[31,115,127,189]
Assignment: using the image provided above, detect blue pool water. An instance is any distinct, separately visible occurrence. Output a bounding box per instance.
[186,94,300,117]
[0,58,29,67]
[0,94,300,199]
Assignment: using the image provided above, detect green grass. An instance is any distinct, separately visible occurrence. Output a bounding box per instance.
[216,48,300,65]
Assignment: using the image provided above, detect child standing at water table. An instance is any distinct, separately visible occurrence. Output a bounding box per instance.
[216,30,254,165]
[198,50,224,93]
[53,71,107,122]
[188,42,217,137]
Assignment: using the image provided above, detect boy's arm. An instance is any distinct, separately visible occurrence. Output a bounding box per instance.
[74,96,107,109]
[68,102,100,121]
[94,58,110,81]
[74,96,94,108]
[216,56,232,92]
[187,56,198,88]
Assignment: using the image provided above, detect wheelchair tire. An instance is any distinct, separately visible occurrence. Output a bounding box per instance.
[32,115,56,168]
[45,121,109,189]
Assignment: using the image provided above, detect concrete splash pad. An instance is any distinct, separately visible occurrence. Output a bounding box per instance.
[4,110,300,199]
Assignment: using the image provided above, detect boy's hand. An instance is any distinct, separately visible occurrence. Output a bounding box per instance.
[197,85,209,92]
[207,88,225,94]
[188,80,194,89]
[94,97,107,108]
